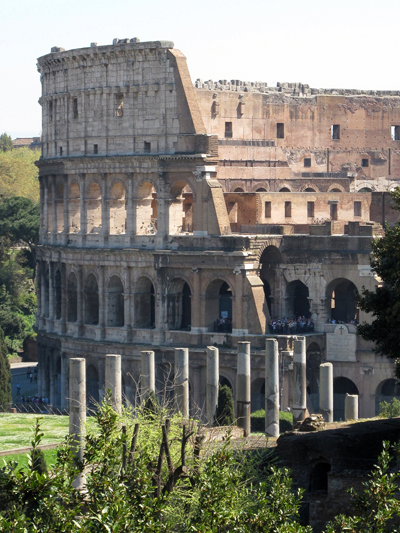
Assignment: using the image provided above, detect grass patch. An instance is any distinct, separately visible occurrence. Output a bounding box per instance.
[250,410,293,433]
[0,449,58,470]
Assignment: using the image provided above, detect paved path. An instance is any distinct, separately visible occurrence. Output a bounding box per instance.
[10,362,38,403]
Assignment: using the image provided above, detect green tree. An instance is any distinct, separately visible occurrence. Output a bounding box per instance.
[357,188,400,377]
[0,147,39,202]
[0,327,12,404]
[0,133,13,152]
[214,384,235,426]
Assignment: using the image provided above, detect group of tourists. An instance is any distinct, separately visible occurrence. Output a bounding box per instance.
[268,316,315,334]
[19,396,49,404]
[326,318,359,325]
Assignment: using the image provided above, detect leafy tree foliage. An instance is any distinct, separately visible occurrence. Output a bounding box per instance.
[379,397,400,418]
[214,384,235,426]
[0,327,12,404]
[357,188,400,377]
[0,133,13,152]
[0,146,39,202]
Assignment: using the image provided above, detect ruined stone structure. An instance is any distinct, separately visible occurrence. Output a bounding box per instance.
[35,38,400,419]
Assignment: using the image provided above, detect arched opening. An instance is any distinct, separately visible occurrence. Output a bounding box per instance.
[251,378,265,412]
[326,279,358,323]
[259,245,282,321]
[262,279,272,317]
[87,364,99,406]
[219,375,233,390]
[56,183,64,232]
[137,182,157,235]
[375,379,400,415]
[256,187,267,192]
[167,279,191,330]
[134,277,155,328]
[279,187,290,192]
[309,461,331,493]
[307,343,322,413]
[329,188,342,193]
[205,280,233,333]
[169,181,194,234]
[44,269,50,317]
[304,188,316,192]
[234,187,244,192]
[109,182,126,235]
[67,272,78,322]
[54,269,62,320]
[333,377,358,421]
[107,276,124,327]
[69,182,81,233]
[84,274,99,325]
[86,182,102,234]
[358,187,372,193]
[286,280,310,318]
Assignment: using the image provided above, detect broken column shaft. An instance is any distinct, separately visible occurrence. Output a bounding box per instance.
[292,337,307,424]
[206,346,219,425]
[237,341,251,436]
[265,338,280,437]
[345,394,358,421]
[69,358,86,489]
[105,354,122,412]
[174,347,189,418]
[141,350,155,398]
[319,362,333,423]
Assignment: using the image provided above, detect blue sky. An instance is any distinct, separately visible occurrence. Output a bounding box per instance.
[1,0,399,138]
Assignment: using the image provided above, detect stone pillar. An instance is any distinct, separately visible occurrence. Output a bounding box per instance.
[48,261,54,323]
[292,337,307,424]
[44,179,49,237]
[98,265,105,340]
[69,358,86,489]
[125,266,133,341]
[236,341,251,436]
[345,394,358,421]
[101,173,110,238]
[174,348,189,418]
[40,261,46,321]
[60,263,67,334]
[265,338,280,437]
[126,173,136,236]
[206,346,219,425]
[51,176,57,235]
[76,266,83,336]
[140,350,155,397]
[79,174,87,235]
[105,354,122,412]
[319,363,333,423]
[49,350,55,406]
[63,174,69,234]
[60,352,69,410]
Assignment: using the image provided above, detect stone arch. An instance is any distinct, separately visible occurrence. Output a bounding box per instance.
[107,275,124,327]
[205,279,233,332]
[333,377,359,421]
[327,184,345,193]
[54,269,62,320]
[69,181,80,233]
[356,181,375,192]
[259,245,283,320]
[219,374,234,390]
[134,276,155,328]
[84,273,99,325]
[254,186,268,192]
[279,184,292,192]
[109,181,127,235]
[55,183,64,232]
[136,181,157,235]
[326,278,358,323]
[286,280,310,318]
[251,377,265,412]
[67,272,78,322]
[300,183,320,193]
[86,181,102,234]
[375,379,400,415]
[167,277,192,330]
[169,180,194,234]
[87,363,99,405]
[358,187,373,193]
[233,187,245,192]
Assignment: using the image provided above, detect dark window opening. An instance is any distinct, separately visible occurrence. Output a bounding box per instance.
[93,144,98,154]
[307,201,315,218]
[361,158,369,167]
[304,158,311,168]
[72,98,78,119]
[310,462,331,493]
[354,201,362,217]
[225,122,233,138]
[391,125,400,141]
[55,270,62,320]
[49,101,53,122]
[67,273,78,323]
[277,123,284,139]
[330,203,338,221]
[115,94,124,117]
[265,201,271,218]
[59,147,63,157]
[331,124,340,140]
[144,142,151,153]
[285,201,291,218]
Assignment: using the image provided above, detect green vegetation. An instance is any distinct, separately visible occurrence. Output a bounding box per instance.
[0,145,39,202]
[379,397,400,418]
[0,133,13,153]
[250,409,293,433]
[0,449,57,470]
[0,328,11,404]
[214,384,235,426]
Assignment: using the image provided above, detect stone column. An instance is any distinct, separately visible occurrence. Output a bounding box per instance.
[69,358,86,489]
[63,174,69,235]
[319,363,333,423]
[60,263,67,334]
[125,266,133,341]
[76,265,84,336]
[292,337,307,424]
[48,261,54,325]
[44,179,49,238]
[140,350,155,398]
[174,348,189,418]
[126,173,136,236]
[60,352,69,410]
[101,174,110,238]
[105,354,122,412]
[236,341,251,436]
[206,346,219,425]
[345,394,358,421]
[98,265,105,340]
[265,338,279,437]
[79,174,87,235]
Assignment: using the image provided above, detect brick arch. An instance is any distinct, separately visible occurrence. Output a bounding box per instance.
[327,183,345,193]
[300,183,320,192]
[256,239,284,262]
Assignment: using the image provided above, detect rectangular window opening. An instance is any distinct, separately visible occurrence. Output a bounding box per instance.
[144,142,151,153]
[331,124,340,140]
[330,203,338,221]
[307,201,314,218]
[72,98,78,119]
[93,144,98,154]
[49,101,53,122]
[265,201,271,218]
[285,201,291,218]
[115,94,124,117]
[59,147,63,157]
[354,201,362,217]
[361,158,369,167]
[304,157,312,168]
[277,123,284,139]
[391,125,400,141]
[225,122,233,138]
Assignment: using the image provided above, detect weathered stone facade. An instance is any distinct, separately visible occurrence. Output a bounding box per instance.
[35,38,400,417]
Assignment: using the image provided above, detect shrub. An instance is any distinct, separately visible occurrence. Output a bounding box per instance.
[32,449,47,475]
[379,397,400,418]
[214,384,235,426]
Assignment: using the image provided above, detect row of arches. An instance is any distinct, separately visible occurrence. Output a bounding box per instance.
[42,178,194,236]
[230,184,356,193]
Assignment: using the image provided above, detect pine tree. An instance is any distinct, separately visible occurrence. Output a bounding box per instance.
[0,327,12,404]
[214,384,235,426]
[0,133,13,152]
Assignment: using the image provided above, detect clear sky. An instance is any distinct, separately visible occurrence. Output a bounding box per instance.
[2,0,400,139]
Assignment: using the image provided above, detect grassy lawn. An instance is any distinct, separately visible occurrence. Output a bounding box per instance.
[0,449,58,470]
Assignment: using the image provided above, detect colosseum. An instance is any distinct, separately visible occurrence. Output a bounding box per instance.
[35,37,400,419]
